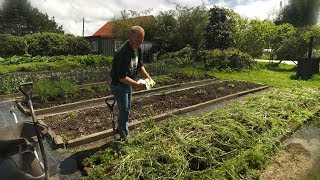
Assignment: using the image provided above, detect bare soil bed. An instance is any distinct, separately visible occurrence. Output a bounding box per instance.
[42,80,264,140]
[31,74,215,109]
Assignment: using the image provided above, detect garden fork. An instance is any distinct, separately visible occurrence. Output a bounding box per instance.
[105,97,116,141]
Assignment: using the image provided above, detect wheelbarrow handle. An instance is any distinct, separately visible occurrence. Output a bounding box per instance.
[105,98,115,111]
[19,82,33,98]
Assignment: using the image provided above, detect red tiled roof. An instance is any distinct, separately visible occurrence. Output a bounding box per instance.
[92,15,156,38]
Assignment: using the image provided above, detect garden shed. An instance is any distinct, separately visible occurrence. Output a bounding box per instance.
[85,15,156,59]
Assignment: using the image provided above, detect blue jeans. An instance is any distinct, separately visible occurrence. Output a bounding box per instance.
[111,84,132,139]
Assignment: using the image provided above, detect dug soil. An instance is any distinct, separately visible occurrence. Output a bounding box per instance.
[31,74,215,109]
[42,80,264,140]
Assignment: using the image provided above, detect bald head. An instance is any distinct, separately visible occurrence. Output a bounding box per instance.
[129,26,145,49]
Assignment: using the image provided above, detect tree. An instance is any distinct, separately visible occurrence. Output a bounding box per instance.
[276,0,320,27]
[275,28,308,60]
[235,20,276,58]
[0,0,63,36]
[175,5,209,51]
[154,10,180,52]
[111,9,156,41]
[205,6,235,50]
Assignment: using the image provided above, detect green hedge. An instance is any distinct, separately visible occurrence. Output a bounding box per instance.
[0,34,25,57]
[0,32,92,57]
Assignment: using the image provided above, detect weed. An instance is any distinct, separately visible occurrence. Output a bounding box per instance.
[66,111,76,117]
[217,87,225,92]
[159,90,167,96]
[178,95,188,100]
[60,135,70,143]
[194,89,207,95]
[141,106,156,117]
[228,83,235,88]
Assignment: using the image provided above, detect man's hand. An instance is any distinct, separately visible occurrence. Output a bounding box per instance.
[137,81,146,87]
[136,79,146,87]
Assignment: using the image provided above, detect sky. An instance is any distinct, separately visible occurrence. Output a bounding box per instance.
[25,0,284,37]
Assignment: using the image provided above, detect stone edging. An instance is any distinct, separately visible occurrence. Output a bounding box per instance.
[64,85,269,148]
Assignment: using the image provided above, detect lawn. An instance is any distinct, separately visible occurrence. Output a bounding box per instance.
[214,63,320,88]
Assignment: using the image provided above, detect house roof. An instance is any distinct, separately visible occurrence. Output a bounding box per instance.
[91,15,156,38]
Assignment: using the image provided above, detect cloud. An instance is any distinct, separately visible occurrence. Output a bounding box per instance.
[216,0,230,7]
[29,0,199,36]
[233,0,279,20]
[8,0,281,36]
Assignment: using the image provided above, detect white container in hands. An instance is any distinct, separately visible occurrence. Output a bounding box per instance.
[137,79,156,90]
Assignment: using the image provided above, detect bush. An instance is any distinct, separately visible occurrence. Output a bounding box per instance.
[198,48,255,71]
[0,33,92,57]
[25,32,92,56]
[156,46,196,68]
[0,34,25,57]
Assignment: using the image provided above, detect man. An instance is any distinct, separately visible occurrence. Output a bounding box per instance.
[110,26,153,140]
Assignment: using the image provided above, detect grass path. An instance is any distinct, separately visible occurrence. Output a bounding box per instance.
[214,63,320,88]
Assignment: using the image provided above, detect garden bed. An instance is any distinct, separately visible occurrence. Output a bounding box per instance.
[42,80,264,141]
[80,87,320,179]
[24,73,215,109]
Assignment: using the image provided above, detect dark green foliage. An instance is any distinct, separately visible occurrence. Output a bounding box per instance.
[0,0,63,36]
[24,33,92,56]
[154,5,209,53]
[0,33,92,57]
[175,5,209,51]
[274,27,318,60]
[276,0,320,27]
[0,34,25,57]
[205,6,235,50]
[198,48,255,71]
[154,11,180,52]
[275,32,308,60]
[158,45,195,62]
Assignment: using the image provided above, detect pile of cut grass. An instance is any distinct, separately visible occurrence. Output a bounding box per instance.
[84,87,320,179]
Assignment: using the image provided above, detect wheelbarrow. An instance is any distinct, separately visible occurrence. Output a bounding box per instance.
[0,82,52,180]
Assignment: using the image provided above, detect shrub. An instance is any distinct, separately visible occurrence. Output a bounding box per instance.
[0,34,25,57]
[198,48,255,71]
[157,46,196,67]
[0,32,92,57]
